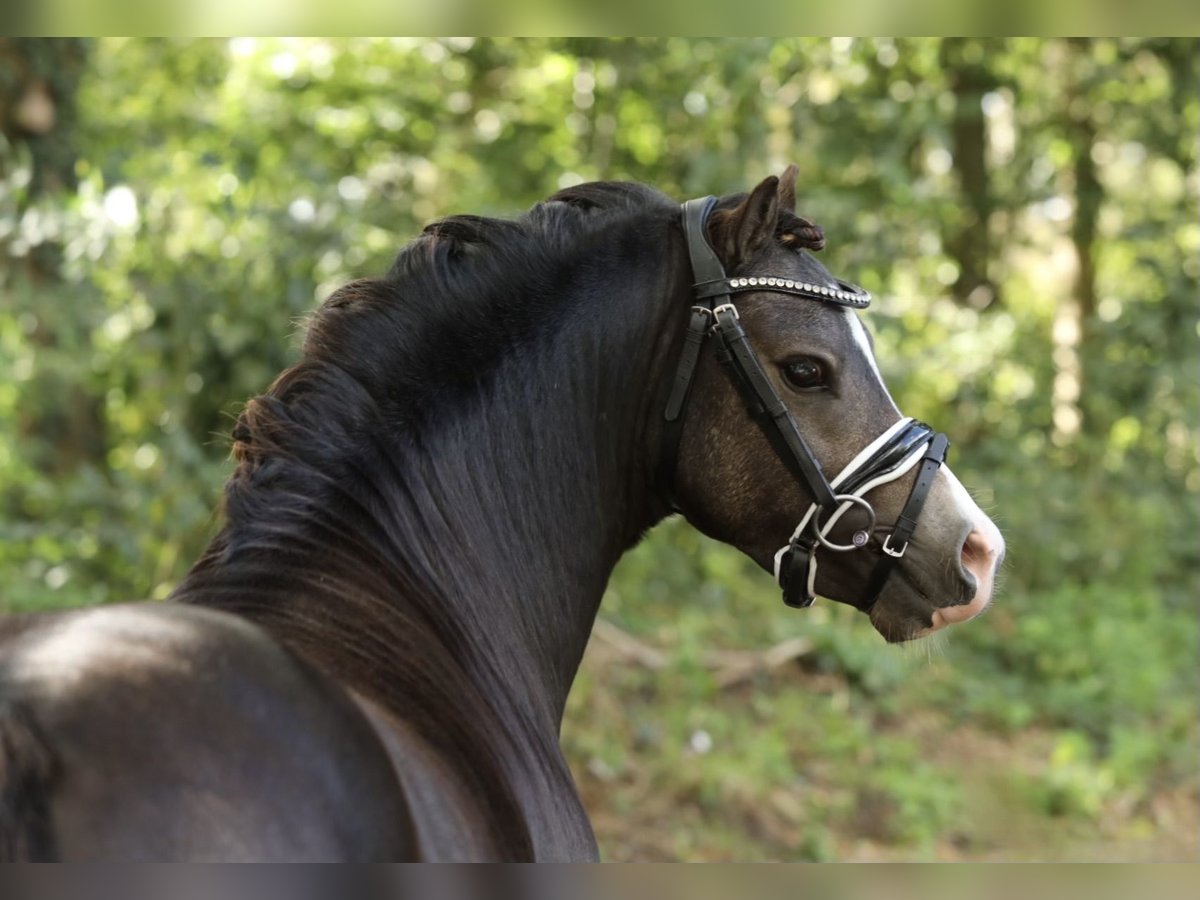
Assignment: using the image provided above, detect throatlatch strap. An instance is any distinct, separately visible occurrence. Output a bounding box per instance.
[857,432,950,611]
[659,198,724,505]
[681,197,724,286]
[663,308,712,423]
[667,197,724,420]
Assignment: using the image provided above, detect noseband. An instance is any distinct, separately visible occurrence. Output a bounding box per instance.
[660,196,950,613]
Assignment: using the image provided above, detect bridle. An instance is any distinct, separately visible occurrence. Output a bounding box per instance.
[660,196,950,613]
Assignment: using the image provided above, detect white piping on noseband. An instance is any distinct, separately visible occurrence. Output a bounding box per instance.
[771,416,934,598]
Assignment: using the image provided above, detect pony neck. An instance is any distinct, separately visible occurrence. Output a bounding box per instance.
[174,224,687,736]
[380,255,685,728]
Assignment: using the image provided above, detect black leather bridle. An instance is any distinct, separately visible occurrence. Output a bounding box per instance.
[660,196,950,614]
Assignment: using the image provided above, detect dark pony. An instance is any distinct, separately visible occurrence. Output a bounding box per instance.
[0,172,1002,860]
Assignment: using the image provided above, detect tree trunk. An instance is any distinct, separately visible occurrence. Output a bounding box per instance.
[1067,38,1101,438]
[941,38,998,309]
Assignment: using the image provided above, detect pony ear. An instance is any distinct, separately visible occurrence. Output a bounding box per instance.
[709,173,782,271]
[774,164,827,252]
[777,164,799,213]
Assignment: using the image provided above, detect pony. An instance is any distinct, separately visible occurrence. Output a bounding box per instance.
[0,168,1003,860]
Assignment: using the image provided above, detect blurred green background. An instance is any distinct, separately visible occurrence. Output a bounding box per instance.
[1,37,1196,860]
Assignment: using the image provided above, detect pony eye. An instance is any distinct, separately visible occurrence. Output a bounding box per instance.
[781,357,827,391]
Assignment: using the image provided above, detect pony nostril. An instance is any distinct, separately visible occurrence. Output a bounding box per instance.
[960,527,1001,581]
[930,526,1004,628]
[961,532,980,564]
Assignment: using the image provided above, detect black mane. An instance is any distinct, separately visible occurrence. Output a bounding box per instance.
[171,181,684,855]
[207,180,678,575]
[294,181,674,424]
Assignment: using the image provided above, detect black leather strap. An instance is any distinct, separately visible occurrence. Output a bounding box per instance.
[837,421,934,497]
[779,538,817,608]
[711,306,837,510]
[658,198,723,506]
[663,308,712,423]
[666,197,725,421]
[681,197,724,285]
[856,432,950,612]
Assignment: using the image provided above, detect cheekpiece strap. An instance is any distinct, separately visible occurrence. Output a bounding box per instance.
[711,306,838,510]
[658,197,725,503]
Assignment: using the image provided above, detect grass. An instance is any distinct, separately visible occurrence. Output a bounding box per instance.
[563,521,1199,862]
[564,624,1199,861]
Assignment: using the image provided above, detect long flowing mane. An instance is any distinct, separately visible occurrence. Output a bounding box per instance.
[183,182,672,586]
[180,181,675,595]
[170,181,682,856]
[172,177,829,721]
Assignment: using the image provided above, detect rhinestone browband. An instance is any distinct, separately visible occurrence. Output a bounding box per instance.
[692,275,872,309]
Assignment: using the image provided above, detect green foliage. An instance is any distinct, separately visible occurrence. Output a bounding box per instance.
[1,38,1196,860]
[933,581,1198,792]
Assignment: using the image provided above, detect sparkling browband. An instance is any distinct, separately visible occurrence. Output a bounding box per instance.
[693,276,871,309]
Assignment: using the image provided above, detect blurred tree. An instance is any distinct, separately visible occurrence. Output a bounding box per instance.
[1,39,100,476]
[941,37,1000,308]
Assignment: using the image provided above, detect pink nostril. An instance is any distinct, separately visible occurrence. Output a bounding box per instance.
[960,527,1002,581]
[932,525,1004,629]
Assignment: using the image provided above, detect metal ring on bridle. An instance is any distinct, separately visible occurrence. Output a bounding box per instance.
[813,494,877,552]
